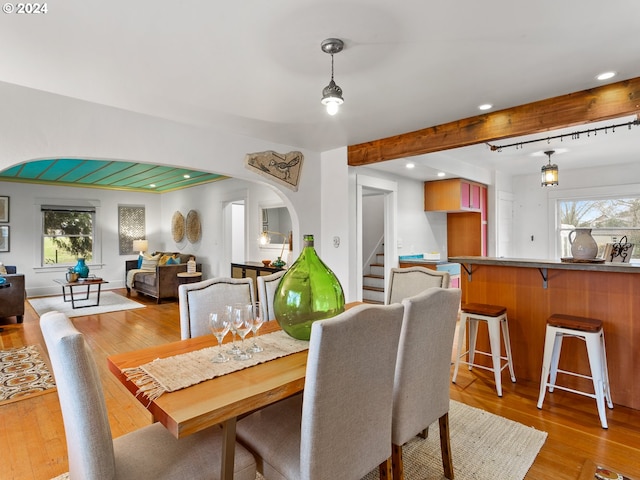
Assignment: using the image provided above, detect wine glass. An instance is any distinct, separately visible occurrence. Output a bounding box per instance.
[249,302,264,353]
[209,310,230,363]
[232,304,253,361]
[226,304,242,356]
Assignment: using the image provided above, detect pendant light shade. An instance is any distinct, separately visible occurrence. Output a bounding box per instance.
[541,150,559,187]
[320,38,344,116]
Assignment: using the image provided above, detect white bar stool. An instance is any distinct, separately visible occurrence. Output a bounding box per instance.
[537,313,613,429]
[452,303,516,397]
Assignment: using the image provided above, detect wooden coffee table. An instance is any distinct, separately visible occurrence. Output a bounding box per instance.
[53,278,109,309]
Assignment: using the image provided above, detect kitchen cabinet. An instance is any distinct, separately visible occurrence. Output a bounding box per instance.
[424,178,488,257]
[424,178,484,212]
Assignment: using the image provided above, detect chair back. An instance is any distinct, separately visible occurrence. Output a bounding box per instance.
[40,311,116,479]
[392,287,461,445]
[178,277,254,339]
[300,303,404,480]
[387,266,451,304]
[256,270,286,321]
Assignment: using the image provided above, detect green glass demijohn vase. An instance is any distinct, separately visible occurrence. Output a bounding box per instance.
[73,257,90,278]
[273,234,345,340]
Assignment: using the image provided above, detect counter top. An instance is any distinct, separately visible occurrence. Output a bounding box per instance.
[448,256,640,274]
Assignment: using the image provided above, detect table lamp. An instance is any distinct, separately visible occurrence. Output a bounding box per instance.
[133,239,149,268]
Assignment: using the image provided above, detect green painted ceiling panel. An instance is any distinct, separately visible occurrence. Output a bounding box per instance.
[16,159,56,179]
[58,160,114,182]
[78,162,139,184]
[39,159,87,180]
[0,159,227,193]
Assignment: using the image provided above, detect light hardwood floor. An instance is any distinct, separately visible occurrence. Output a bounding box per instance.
[1,289,639,480]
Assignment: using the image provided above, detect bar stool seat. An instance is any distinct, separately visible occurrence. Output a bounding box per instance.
[537,314,613,429]
[452,303,516,397]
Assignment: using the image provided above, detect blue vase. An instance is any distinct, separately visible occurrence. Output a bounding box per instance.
[73,258,90,278]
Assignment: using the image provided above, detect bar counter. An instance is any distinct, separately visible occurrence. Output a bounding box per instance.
[448,256,639,410]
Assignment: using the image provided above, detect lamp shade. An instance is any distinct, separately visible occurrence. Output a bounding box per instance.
[133,239,148,254]
[541,150,559,187]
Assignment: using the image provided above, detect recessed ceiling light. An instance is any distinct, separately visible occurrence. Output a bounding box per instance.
[437,172,446,177]
[478,104,493,111]
[183,174,191,179]
[596,71,616,81]
[406,162,415,169]
[149,184,156,188]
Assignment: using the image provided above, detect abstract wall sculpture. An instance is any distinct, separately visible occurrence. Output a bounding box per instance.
[186,210,201,243]
[244,150,304,191]
[171,211,185,243]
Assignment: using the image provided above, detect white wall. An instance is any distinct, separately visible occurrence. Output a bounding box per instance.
[511,160,640,259]
[160,178,289,280]
[0,181,162,296]
[354,166,448,257]
[0,81,322,254]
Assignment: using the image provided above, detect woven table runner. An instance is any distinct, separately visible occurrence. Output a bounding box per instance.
[123,330,309,402]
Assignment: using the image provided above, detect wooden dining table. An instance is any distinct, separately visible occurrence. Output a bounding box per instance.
[107,320,308,480]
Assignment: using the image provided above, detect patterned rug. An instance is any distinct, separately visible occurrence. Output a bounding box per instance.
[0,345,56,405]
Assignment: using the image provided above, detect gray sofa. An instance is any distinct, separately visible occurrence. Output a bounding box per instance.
[125,252,201,303]
[0,266,25,323]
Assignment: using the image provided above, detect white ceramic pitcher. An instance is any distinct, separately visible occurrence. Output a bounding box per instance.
[568,228,598,260]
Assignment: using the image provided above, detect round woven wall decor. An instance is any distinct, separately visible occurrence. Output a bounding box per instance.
[171,211,185,243]
[186,210,201,243]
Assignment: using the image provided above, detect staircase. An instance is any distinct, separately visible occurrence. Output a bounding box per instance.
[363,251,385,304]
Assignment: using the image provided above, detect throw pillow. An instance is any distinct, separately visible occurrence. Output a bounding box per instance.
[166,256,181,265]
[140,253,161,271]
[159,254,173,265]
[0,262,6,275]
[137,255,144,269]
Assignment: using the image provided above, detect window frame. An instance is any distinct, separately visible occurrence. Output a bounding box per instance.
[34,199,102,272]
[548,184,640,262]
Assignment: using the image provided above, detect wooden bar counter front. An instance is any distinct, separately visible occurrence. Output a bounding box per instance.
[449,256,640,410]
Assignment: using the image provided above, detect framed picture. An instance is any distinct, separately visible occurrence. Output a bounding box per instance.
[0,225,9,252]
[0,196,8,222]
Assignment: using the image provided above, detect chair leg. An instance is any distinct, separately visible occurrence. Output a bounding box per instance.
[418,427,428,439]
[379,456,393,480]
[487,318,503,396]
[392,443,404,480]
[439,413,454,479]
[452,315,467,383]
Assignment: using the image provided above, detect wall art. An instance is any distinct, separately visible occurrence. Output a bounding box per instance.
[244,151,303,191]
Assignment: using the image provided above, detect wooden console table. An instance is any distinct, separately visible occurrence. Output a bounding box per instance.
[231,262,284,298]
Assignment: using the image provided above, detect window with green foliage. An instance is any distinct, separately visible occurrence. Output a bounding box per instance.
[558,197,640,261]
[42,206,95,266]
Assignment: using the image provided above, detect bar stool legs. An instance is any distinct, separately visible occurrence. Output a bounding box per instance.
[537,314,613,429]
[452,303,516,397]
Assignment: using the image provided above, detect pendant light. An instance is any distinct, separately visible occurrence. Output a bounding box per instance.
[541,150,559,187]
[320,38,344,116]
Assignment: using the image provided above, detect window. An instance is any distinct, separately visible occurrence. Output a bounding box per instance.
[41,205,95,266]
[558,197,640,261]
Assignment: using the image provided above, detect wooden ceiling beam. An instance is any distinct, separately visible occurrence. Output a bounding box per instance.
[348,76,640,166]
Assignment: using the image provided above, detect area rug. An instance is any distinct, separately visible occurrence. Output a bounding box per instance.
[362,400,547,480]
[50,400,547,480]
[0,345,56,405]
[29,291,145,318]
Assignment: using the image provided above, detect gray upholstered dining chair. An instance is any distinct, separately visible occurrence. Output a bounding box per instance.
[387,266,451,304]
[39,310,256,480]
[256,270,286,321]
[178,276,255,339]
[236,303,405,480]
[379,287,462,480]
